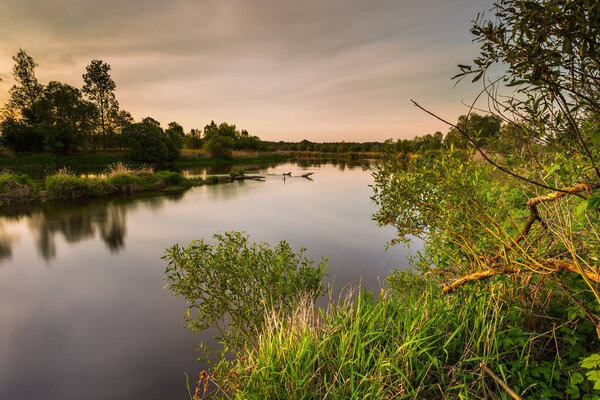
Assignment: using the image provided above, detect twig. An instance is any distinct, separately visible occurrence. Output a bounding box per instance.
[480,362,521,400]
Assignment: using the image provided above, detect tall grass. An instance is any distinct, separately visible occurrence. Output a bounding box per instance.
[45,165,192,201]
[204,277,600,399]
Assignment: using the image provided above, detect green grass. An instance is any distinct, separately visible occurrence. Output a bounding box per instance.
[0,170,38,205]
[0,151,291,171]
[45,167,195,201]
[207,276,600,399]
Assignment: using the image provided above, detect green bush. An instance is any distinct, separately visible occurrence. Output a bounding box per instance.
[164,231,328,348]
[229,168,245,177]
[204,135,234,159]
[155,170,188,187]
[122,120,183,162]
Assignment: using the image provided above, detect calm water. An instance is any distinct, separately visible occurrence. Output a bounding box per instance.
[0,161,416,400]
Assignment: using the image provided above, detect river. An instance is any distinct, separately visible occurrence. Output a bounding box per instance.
[0,160,416,400]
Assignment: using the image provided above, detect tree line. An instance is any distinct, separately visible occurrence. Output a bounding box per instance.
[0,50,266,162]
[0,49,528,162]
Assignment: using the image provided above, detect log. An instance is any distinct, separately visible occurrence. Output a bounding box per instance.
[300,172,314,178]
[283,172,291,176]
[230,175,265,181]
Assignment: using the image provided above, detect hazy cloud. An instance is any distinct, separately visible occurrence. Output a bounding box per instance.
[0,0,493,141]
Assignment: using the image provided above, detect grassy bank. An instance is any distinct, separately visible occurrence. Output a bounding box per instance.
[0,150,292,171]
[205,275,600,399]
[0,164,230,205]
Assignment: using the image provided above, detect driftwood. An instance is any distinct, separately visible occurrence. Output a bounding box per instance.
[229,175,265,181]
[300,172,314,178]
[283,172,291,176]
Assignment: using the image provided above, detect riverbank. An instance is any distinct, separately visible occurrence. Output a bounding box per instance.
[0,150,379,173]
[196,272,600,399]
[0,165,230,206]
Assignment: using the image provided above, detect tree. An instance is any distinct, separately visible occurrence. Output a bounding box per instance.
[185,128,203,149]
[164,121,185,160]
[122,118,183,162]
[443,113,502,149]
[32,82,97,155]
[204,135,234,158]
[0,118,44,152]
[375,0,600,332]
[122,120,169,162]
[8,49,43,115]
[82,60,118,149]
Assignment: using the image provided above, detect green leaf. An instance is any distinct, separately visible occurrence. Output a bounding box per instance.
[582,354,600,369]
[572,372,585,385]
[575,200,589,216]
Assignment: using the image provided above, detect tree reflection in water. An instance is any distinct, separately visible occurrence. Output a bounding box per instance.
[0,191,187,262]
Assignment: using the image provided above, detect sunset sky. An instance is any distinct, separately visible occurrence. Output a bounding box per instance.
[0,0,493,142]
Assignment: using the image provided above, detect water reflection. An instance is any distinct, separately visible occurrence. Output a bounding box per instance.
[0,160,412,400]
[0,191,189,262]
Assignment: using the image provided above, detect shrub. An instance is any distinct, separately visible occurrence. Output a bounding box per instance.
[155,170,188,187]
[122,120,183,162]
[204,135,234,159]
[163,231,328,348]
[229,168,245,177]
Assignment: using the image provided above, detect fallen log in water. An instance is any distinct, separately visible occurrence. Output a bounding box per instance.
[230,175,265,181]
[300,172,314,178]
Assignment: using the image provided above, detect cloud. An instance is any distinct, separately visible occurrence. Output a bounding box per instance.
[0,0,493,141]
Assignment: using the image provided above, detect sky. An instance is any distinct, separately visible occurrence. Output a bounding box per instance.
[0,0,494,142]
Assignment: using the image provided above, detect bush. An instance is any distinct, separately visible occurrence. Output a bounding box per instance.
[229,168,245,177]
[163,231,328,348]
[155,170,188,187]
[204,135,234,159]
[122,120,183,162]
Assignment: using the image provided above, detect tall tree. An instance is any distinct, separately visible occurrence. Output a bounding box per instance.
[8,49,43,116]
[33,81,97,155]
[82,59,117,149]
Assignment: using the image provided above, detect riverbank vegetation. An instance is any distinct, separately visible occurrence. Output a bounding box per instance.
[163,1,600,399]
[0,163,231,205]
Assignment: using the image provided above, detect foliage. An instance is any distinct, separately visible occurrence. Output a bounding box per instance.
[0,118,44,152]
[164,122,185,160]
[45,166,190,201]
[229,168,245,177]
[122,120,174,162]
[444,113,502,149]
[371,0,600,323]
[82,59,118,149]
[204,135,234,159]
[210,273,600,399]
[163,232,328,348]
[7,48,43,114]
[185,128,203,149]
[32,81,97,155]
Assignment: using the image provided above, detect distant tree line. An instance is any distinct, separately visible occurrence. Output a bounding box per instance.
[0,49,524,162]
[0,50,264,162]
